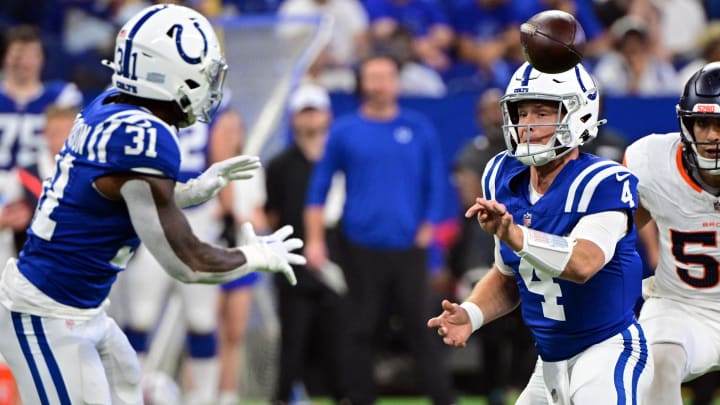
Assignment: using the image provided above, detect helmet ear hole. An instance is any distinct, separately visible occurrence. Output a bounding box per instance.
[185,79,200,89]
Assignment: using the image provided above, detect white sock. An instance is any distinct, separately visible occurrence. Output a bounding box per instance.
[218,391,240,405]
[186,357,219,404]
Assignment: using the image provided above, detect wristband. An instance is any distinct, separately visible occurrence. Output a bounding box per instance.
[460,301,484,332]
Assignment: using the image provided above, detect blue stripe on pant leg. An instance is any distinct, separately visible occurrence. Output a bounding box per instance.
[31,315,71,405]
[11,312,49,405]
[614,328,633,405]
[630,322,648,405]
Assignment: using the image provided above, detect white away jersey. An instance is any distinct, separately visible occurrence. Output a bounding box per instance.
[626,133,720,308]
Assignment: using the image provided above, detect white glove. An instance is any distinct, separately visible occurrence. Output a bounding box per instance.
[174,155,261,208]
[236,223,305,285]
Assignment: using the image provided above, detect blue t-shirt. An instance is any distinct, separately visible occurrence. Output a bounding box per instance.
[483,152,642,361]
[17,89,181,308]
[365,0,449,37]
[306,109,445,249]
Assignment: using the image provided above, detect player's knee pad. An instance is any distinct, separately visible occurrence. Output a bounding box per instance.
[187,332,217,358]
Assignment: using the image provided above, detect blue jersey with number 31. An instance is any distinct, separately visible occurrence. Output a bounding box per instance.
[16,90,181,309]
[482,152,642,361]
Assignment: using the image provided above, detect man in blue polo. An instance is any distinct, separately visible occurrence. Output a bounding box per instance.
[304,54,456,405]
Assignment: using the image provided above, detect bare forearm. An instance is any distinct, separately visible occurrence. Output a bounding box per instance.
[464,267,520,325]
[155,189,247,273]
[304,206,325,244]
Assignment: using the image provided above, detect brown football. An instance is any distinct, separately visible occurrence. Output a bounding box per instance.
[520,9,586,74]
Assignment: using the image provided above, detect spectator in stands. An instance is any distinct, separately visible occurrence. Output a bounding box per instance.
[651,0,706,62]
[304,54,456,405]
[373,26,447,97]
[364,0,454,72]
[593,15,677,96]
[449,0,517,92]
[677,22,720,91]
[62,1,150,92]
[511,0,610,61]
[278,0,370,91]
[266,82,351,404]
[221,0,283,14]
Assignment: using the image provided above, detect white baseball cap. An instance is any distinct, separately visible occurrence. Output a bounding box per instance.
[288,83,330,113]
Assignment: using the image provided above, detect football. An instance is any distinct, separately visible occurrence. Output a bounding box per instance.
[520,9,586,74]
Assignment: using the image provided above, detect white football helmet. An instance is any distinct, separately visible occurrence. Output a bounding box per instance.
[103,4,227,127]
[500,62,604,166]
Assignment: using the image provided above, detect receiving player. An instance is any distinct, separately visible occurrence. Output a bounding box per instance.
[0,4,303,404]
[625,61,720,404]
[428,62,653,404]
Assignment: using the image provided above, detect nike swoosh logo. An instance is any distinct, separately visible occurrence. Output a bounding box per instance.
[616,172,631,181]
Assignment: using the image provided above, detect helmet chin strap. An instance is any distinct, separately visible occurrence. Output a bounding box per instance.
[515,143,557,166]
[693,152,720,175]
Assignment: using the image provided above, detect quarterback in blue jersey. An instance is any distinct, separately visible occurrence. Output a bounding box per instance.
[428,62,653,404]
[0,5,303,405]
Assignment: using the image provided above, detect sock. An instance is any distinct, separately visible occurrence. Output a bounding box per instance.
[186,357,219,404]
[218,390,240,405]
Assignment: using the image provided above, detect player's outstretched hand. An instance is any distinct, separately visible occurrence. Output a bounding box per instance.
[175,155,261,208]
[465,197,522,249]
[427,299,473,348]
[237,223,304,286]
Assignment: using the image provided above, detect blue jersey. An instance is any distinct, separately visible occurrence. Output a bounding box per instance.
[16,89,181,309]
[0,81,82,170]
[176,120,212,183]
[483,152,642,361]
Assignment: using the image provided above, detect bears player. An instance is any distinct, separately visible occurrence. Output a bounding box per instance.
[0,4,303,404]
[428,62,653,404]
[625,61,720,404]
[121,98,244,403]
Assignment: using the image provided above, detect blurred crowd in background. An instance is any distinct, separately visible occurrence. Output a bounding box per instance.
[1,0,720,404]
[1,0,719,98]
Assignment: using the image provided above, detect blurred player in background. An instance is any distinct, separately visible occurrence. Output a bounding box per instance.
[216,116,268,405]
[625,61,720,405]
[0,5,303,404]
[428,62,652,404]
[267,82,351,403]
[13,104,80,222]
[121,98,244,404]
[0,24,82,266]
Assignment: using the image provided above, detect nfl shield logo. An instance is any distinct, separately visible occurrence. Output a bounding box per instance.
[714,201,720,211]
[523,212,532,227]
